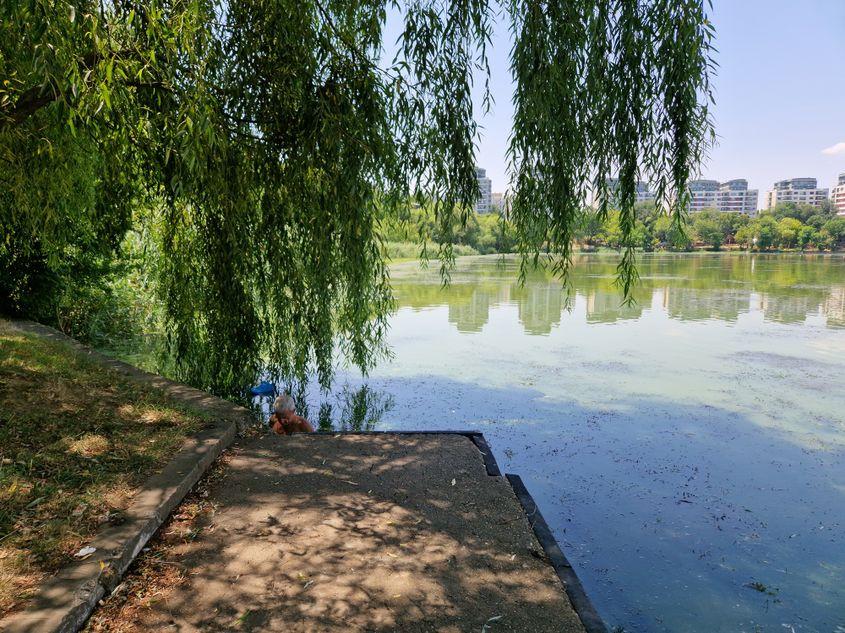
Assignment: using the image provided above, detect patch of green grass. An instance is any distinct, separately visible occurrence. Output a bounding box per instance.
[0,321,212,618]
[384,241,480,261]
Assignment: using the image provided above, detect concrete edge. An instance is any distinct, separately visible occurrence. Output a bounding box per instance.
[506,473,608,633]
[466,433,502,477]
[1,320,246,633]
[310,430,502,477]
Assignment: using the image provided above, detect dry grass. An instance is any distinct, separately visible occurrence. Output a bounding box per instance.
[0,321,211,618]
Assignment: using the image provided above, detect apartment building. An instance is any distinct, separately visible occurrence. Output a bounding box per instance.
[604,178,656,204]
[764,178,828,209]
[830,173,845,216]
[688,179,758,215]
[475,167,493,214]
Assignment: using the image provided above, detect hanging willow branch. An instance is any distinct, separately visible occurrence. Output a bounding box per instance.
[508,0,715,298]
[1,0,714,396]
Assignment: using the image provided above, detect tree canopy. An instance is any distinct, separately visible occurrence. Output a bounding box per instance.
[1,0,714,396]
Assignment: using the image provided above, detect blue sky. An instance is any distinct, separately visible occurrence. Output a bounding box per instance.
[466,1,845,199]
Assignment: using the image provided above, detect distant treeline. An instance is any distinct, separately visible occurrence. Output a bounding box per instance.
[381,201,845,256]
[381,207,516,256]
[584,200,845,252]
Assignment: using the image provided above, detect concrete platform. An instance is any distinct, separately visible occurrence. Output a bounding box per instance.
[87,433,592,632]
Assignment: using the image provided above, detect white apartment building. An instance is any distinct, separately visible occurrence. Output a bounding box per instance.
[830,173,845,216]
[688,179,758,215]
[764,178,828,209]
[604,178,656,204]
[475,167,492,214]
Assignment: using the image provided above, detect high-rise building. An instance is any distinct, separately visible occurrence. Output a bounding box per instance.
[830,173,845,216]
[764,178,828,209]
[490,191,511,217]
[688,179,758,214]
[475,167,492,214]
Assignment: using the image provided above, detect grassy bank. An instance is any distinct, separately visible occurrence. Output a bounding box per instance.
[385,240,481,261]
[0,321,211,618]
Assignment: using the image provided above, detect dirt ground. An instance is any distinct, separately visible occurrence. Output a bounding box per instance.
[86,433,586,632]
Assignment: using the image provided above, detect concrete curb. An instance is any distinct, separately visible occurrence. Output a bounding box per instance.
[1,321,248,633]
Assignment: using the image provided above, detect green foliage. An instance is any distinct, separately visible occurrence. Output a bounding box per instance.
[380,205,515,257]
[693,218,723,250]
[732,207,844,252]
[652,215,693,251]
[824,217,845,242]
[764,200,832,223]
[2,0,715,396]
[580,203,845,253]
[384,241,479,260]
[777,217,804,249]
[798,225,817,250]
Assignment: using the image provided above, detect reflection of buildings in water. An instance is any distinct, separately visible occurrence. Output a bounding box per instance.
[447,289,491,333]
[823,287,845,327]
[758,293,821,325]
[513,283,564,335]
[447,285,509,333]
[584,290,644,324]
[661,286,750,322]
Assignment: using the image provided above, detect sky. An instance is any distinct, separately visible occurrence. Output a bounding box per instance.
[465,1,845,202]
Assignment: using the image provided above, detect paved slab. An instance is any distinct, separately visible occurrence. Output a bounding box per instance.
[95,433,587,632]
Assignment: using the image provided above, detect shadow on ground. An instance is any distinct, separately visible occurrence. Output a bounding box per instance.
[88,433,585,633]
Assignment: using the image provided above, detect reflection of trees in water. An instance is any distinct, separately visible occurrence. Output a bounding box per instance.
[393,255,845,332]
[824,287,845,327]
[662,287,749,322]
[315,385,396,432]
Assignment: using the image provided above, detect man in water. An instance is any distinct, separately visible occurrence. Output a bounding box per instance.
[268,394,314,435]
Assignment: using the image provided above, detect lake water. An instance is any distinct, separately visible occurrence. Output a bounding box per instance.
[302,253,845,632]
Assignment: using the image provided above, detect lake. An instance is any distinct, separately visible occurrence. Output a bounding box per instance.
[302,253,845,633]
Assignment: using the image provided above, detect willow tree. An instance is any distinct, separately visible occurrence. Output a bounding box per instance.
[1,0,714,396]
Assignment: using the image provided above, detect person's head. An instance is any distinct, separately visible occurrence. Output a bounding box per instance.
[273,393,296,415]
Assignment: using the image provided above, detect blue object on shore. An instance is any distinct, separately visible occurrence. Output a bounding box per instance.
[250,381,276,397]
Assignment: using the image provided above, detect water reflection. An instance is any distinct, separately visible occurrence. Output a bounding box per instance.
[393,254,845,331]
[306,385,395,432]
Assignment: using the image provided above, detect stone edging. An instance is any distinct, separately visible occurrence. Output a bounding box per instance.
[1,321,248,633]
[467,431,608,633]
